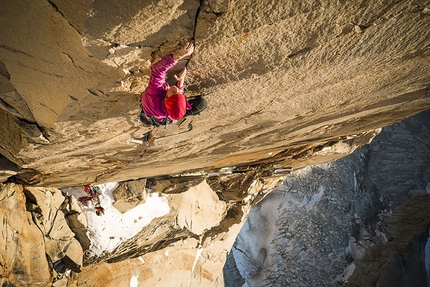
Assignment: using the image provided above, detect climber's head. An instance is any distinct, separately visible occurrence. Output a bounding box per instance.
[164,86,186,120]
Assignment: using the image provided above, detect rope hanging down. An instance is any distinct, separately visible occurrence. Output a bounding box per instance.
[79,126,161,216]
[94,125,161,183]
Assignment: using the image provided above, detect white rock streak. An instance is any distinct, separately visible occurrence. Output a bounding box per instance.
[189,246,204,287]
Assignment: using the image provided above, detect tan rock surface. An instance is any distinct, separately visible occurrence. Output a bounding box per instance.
[24,186,67,234]
[0,0,430,286]
[112,179,148,213]
[24,186,85,270]
[70,168,286,286]
[0,183,87,285]
[0,183,52,286]
[176,181,227,235]
[0,0,428,187]
[70,196,248,287]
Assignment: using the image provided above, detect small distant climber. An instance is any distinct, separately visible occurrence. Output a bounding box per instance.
[79,185,104,215]
[140,42,207,126]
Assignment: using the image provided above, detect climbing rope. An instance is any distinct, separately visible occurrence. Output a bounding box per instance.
[93,125,161,183]
[126,125,162,166]
[78,124,162,215]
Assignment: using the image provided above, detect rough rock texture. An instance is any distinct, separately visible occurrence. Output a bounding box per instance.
[0,183,87,286]
[0,0,430,286]
[70,171,284,286]
[0,183,52,286]
[225,109,430,286]
[0,0,428,187]
[0,165,285,286]
[112,179,148,213]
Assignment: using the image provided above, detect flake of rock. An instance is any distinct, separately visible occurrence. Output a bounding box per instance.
[0,183,52,285]
[47,209,76,240]
[24,186,66,234]
[66,212,90,251]
[45,238,71,262]
[62,238,84,273]
[112,179,148,213]
[176,180,226,235]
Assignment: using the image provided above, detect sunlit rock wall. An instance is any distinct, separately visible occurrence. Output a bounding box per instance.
[0,1,429,285]
[0,0,428,187]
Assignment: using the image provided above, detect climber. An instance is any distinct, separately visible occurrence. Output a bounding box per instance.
[140,42,207,127]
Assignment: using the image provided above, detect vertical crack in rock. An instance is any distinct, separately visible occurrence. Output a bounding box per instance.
[192,0,204,42]
[192,0,231,41]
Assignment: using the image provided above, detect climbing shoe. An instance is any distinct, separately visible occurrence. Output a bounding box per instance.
[186,96,207,116]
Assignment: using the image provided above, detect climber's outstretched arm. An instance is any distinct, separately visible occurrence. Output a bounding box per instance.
[174,68,187,89]
[147,42,194,91]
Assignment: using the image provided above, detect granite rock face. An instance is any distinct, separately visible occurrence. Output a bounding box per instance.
[225,109,430,286]
[0,183,85,286]
[0,166,287,286]
[0,0,429,187]
[0,183,52,286]
[68,171,285,287]
[0,0,430,286]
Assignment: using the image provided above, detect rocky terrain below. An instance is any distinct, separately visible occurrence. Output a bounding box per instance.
[226,110,430,286]
[0,0,429,187]
[0,0,430,286]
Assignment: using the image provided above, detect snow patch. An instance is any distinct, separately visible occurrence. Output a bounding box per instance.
[306,186,325,211]
[130,275,139,287]
[63,182,170,257]
[345,237,365,260]
[334,263,356,284]
[317,163,332,170]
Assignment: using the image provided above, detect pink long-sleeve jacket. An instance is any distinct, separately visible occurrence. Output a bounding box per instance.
[141,54,191,122]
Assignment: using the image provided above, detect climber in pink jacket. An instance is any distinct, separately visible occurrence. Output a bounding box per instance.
[140,43,195,126]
